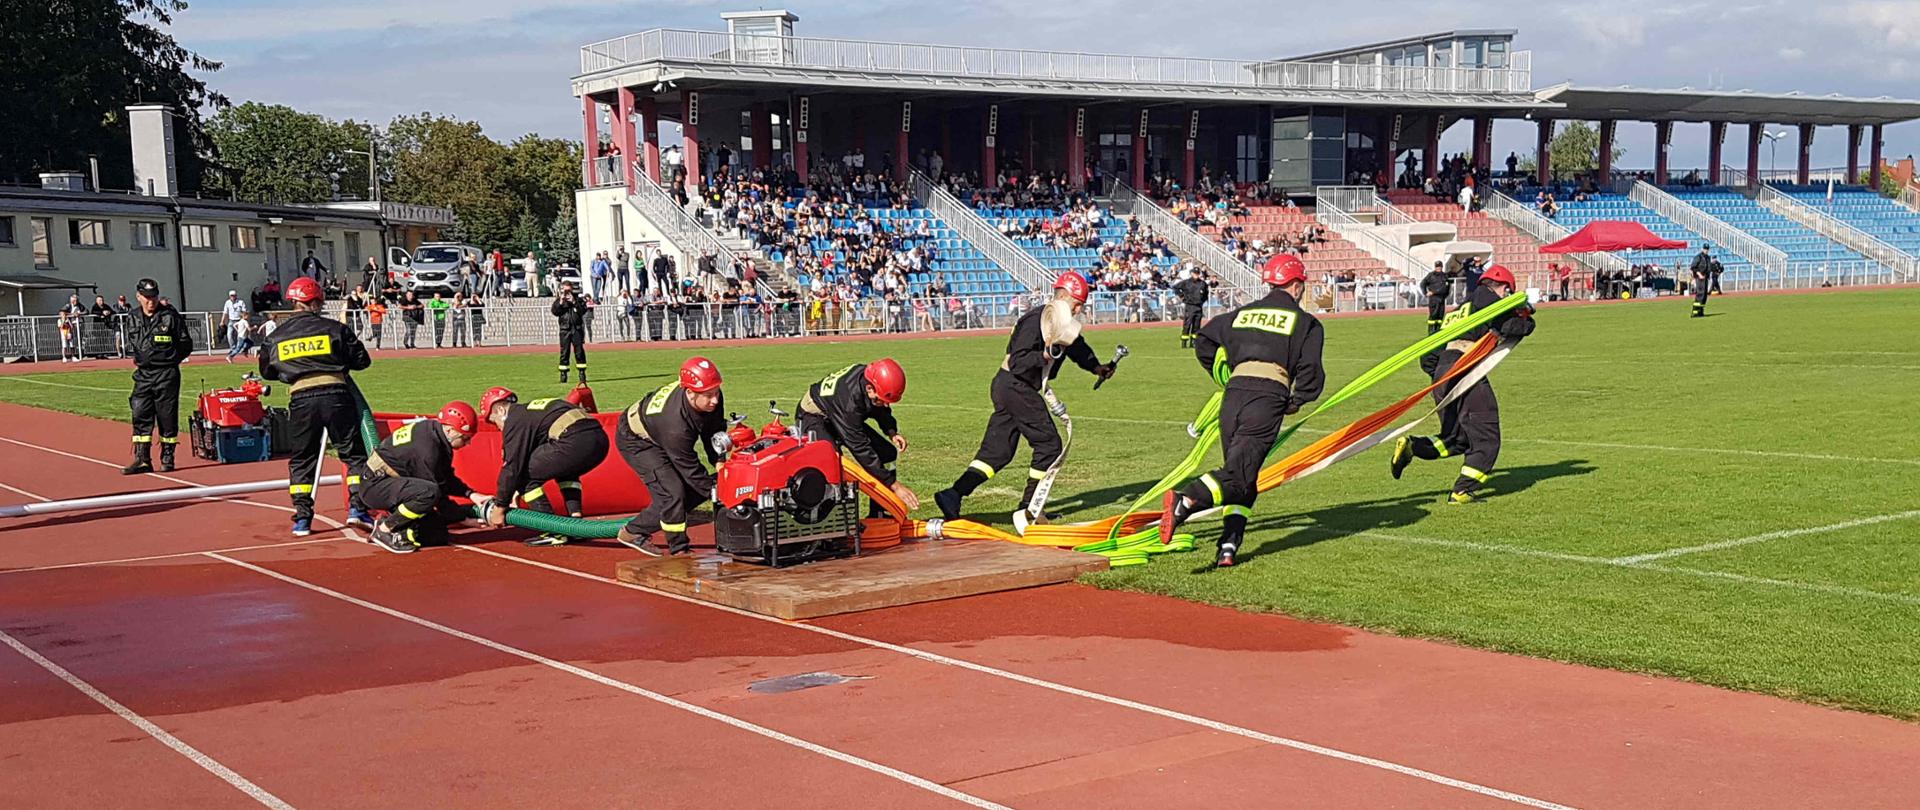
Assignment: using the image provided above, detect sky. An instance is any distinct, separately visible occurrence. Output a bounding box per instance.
[172,0,1920,170]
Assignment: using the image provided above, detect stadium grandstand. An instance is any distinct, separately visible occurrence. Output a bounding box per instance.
[570,10,1920,309]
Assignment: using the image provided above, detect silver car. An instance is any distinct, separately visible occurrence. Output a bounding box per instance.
[391,243,477,295]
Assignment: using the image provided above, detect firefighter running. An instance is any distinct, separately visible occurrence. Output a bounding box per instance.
[1421,260,1451,334]
[122,278,193,475]
[358,401,488,554]
[258,277,373,536]
[1158,254,1325,568]
[797,359,917,516]
[1173,266,1209,348]
[1388,264,1537,503]
[614,358,728,557]
[479,385,611,545]
[933,272,1117,523]
[554,282,588,382]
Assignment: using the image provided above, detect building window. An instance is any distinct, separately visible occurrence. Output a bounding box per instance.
[1236,134,1263,183]
[231,225,262,252]
[132,221,168,250]
[69,218,110,248]
[0,216,14,247]
[345,232,362,267]
[181,223,216,250]
[32,217,53,266]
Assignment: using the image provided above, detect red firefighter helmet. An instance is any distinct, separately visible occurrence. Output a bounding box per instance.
[478,386,517,417]
[680,357,723,393]
[1262,254,1308,287]
[286,277,323,303]
[1480,264,1517,288]
[436,401,479,438]
[863,358,906,404]
[1052,271,1090,303]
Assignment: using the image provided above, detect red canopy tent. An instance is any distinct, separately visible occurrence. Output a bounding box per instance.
[1540,221,1688,253]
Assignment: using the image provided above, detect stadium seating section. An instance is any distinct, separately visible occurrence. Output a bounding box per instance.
[976,206,1182,278]
[1384,190,1558,282]
[1664,186,1868,269]
[1544,191,1743,275]
[769,204,1029,297]
[1189,203,1393,280]
[1773,184,1920,256]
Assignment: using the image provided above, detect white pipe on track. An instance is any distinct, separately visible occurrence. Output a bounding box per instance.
[0,476,345,518]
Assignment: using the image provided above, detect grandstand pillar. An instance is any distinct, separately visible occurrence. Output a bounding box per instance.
[792,96,810,182]
[751,102,773,169]
[1797,123,1814,185]
[581,96,600,187]
[1068,107,1087,189]
[1598,120,1616,181]
[1132,108,1148,189]
[982,105,997,184]
[640,97,662,184]
[1847,124,1863,183]
[681,92,702,195]
[1746,123,1763,188]
[1654,120,1672,185]
[896,101,912,182]
[1708,122,1726,185]
[1423,117,1441,181]
[1182,108,1197,188]
[1535,119,1554,186]
[617,86,637,191]
[1870,124,1885,187]
[1471,116,1492,171]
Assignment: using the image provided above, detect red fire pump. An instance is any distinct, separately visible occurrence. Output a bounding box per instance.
[711,402,862,567]
[190,374,280,463]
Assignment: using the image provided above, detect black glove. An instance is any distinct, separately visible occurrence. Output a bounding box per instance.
[1093,363,1116,379]
[1283,401,1303,415]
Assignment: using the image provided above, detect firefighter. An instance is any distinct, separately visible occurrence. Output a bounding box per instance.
[797,358,917,515]
[1421,260,1451,334]
[1690,246,1714,318]
[121,278,193,475]
[614,357,727,556]
[1388,264,1537,504]
[554,282,588,382]
[358,401,488,554]
[1173,266,1209,348]
[1158,254,1325,568]
[933,272,1117,523]
[479,385,610,545]
[258,277,373,536]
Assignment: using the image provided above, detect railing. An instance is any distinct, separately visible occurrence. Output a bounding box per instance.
[585,156,620,187]
[578,28,1533,95]
[909,170,1052,292]
[1482,188,1630,275]
[1723,167,1920,282]
[1314,186,1438,279]
[627,163,778,298]
[1103,178,1262,288]
[1901,185,1920,213]
[1628,181,1788,274]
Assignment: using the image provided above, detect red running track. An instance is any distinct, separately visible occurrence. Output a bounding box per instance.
[2,403,1918,809]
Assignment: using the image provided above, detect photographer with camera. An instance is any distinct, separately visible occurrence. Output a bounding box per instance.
[553,282,588,382]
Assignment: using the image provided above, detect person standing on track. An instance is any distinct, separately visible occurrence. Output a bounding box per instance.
[554,282,588,383]
[1173,266,1209,348]
[121,278,194,475]
[1421,260,1451,334]
[1158,254,1325,569]
[257,277,374,536]
[1388,264,1537,504]
[933,272,1117,524]
[797,359,917,515]
[614,358,728,557]
[359,401,489,554]
[479,386,610,546]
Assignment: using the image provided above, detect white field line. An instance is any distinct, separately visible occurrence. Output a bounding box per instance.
[205,552,1012,810]
[450,545,1579,810]
[0,375,194,399]
[0,481,52,502]
[0,627,296,809]
[1612,510,1920,564]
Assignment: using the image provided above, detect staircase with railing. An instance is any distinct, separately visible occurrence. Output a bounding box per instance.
[1721,167,1920,282]
[627,166,780,297]
[1626,181,1788,275]
[1102,179,1262,288]
[909,170,1051,292]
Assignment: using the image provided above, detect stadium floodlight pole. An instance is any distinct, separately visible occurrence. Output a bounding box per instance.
[1761,130,1787,181]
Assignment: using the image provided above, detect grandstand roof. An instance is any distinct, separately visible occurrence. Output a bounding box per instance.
[1535,83,1920,126]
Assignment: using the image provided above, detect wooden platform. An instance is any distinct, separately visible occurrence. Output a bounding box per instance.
[614,540,1109,620]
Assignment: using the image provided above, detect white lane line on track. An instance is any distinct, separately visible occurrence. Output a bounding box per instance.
[204,551,1012,810]
[1612,510,1920,564]
[0,481,52,502]
[0,627,296,809]
[451,544,1579,810]
[0,539,338,576]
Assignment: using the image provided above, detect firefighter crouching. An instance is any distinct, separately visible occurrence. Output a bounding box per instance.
[797,358,917,516]
[479,385,611,545]
[359,401,488,554]
[615,357,728,556]
[122,278,194,475]
[1160,254,1326,569]
[258,277,373,536]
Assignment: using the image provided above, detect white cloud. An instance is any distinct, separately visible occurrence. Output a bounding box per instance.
[1779,47,1806,61]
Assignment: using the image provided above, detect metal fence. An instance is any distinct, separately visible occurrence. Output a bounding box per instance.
[909,170,1052,292]
[1103,178,1263,288]
[578,28,1533,96]
[1628,181,1789,274]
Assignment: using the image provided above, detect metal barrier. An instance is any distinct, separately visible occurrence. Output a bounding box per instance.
[1722,167,1920,283]
[587,156,620,188]
[1102,178,1262,288]
[1628,181,1789,274]
[909,170,1052,292]
[1482,188,1630,276]
[578,28,1532,96]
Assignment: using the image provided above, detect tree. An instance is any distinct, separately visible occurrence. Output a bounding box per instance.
[204,102,358,203]
[0,0,227,189]
[1518,121,1627,180]
[384,113,518,248]
[544,197,580,268]
[504,135,583,229]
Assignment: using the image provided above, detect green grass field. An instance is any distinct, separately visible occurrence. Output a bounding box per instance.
[6,289,1919,718]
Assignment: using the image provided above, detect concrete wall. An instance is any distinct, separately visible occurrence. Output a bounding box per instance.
[574,186,687,288]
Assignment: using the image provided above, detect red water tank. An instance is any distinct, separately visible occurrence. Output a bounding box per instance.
[369,411,651,516]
